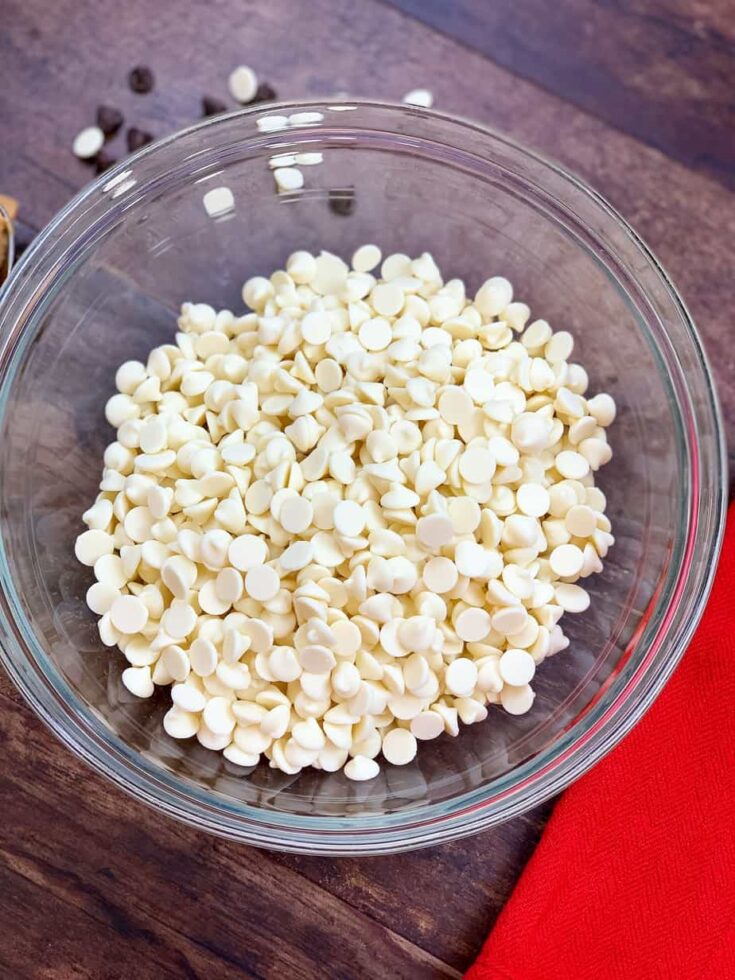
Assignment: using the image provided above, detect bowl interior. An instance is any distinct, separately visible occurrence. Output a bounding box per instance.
[0,103,710,838]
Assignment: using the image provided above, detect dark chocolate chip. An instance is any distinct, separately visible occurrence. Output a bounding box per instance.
[202,95,228,117]
[252,82,277,104]
[328,187,355,217]
[126,127,154,152]
[94,151,117,174]
[96,105,125,138]
[128,65,154,94]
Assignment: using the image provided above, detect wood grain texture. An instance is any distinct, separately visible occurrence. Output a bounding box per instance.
[0,0,733,976]
[274,808,551,968]
[385,0,735,190]
[0,676,465,979]
[0,664,549,975]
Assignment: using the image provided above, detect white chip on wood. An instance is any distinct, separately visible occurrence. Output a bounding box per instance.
[402,89,434,108]
[73,126,105,159]
[228,65,258,104]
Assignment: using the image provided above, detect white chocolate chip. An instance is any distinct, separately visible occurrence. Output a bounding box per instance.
[516,483,551,518]
[288,111,324,126]
[438,386,472,425]
[549,544,585,578]
[352,244,382,272]
[381,728,417,765]
[75,530,114,566]
[302,311,333,345]
[229,534,268,570]
[274,167,304,193]
[122,666,154,698]
[295,152,323,166]
[587,393,616,427]
[279,496,313,534]
[228,65,258,103]
[556,450,590,480]
[244,564,280,602]
[203,697,236,735]
[162,599,198,639]
[422,557,458,593]
[215,567,244,604]
[402,89,434,108]
[333,500,366,537]
[416,514,454,549]
[500,684,535,715]
[86,582,119,615]
[499,648,536,686]
[359,317,393,352]
[110,594,148,634]
[458,447,495,484]
[73,125,105,159]
[410,710,444,740]
[257,115,289,132]
[344,755,380,781]
[565,504,597,537]
[371,283,404,318]
[555,583,591,613]
[447,497,481,535]
[454,608,492,642]
[445,658,478,697]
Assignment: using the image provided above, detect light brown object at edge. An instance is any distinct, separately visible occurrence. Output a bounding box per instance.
[0,194,19,282]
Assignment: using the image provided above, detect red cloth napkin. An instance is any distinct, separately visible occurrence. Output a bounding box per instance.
[467,505,735,980]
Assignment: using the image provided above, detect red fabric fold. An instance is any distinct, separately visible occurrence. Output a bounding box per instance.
[467,505,735,980]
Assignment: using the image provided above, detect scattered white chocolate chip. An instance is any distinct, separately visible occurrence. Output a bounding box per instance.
[78,247,615,783]
[73,125,105,159]
[228,65,258,104]
[402,89,434,108]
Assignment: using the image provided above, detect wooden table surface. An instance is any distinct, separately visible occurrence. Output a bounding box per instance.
[1,1,733,976]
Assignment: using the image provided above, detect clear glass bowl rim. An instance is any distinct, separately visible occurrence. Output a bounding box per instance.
[0,99,726,854]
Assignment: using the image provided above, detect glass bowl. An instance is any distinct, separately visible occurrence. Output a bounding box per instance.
[0,100,725,854]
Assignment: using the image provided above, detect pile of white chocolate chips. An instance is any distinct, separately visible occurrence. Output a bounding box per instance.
[75,246,615,781]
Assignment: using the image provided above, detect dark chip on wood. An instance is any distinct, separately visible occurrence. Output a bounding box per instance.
[128,65,154,94]
[253,82,277,104]
[328,186,356,217]
[126,127,154,152]
[202,95,228,117]
[94,151,117,174]
[96,105,124,138]
[14,235,30,260]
